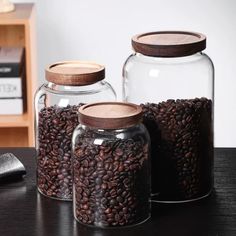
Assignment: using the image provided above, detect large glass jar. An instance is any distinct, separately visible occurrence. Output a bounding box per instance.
[35,61,116,200]
[123,31,214,203]
[72,102,151,227]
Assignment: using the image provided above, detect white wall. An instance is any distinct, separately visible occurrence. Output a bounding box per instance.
[12,0,236,147]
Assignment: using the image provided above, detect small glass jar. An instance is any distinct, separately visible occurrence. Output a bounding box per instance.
[72,102,151,227]
[123,31,214,202]
[35,61,116,200]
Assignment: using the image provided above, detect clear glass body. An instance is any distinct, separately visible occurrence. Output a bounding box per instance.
[35,81,116,201]
[123,52,214,202]
[72,124,151,227]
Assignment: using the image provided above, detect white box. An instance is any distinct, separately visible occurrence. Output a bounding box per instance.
[0,78,22,98]
[0,99,23,115]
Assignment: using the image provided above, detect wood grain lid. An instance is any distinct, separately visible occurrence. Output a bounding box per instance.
[45,61,105,86]
[132,31,206,57]
[79,102,143,129]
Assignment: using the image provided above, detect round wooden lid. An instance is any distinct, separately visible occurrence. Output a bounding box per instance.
[79,102,143,129]
[45,61,105,86]
[132,31,206,57]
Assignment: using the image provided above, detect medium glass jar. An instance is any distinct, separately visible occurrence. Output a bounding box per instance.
[35,61,116,200]
[72,102,151,227]
[123,31,214,202]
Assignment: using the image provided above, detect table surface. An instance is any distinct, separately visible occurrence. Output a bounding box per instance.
[0,148,235,236]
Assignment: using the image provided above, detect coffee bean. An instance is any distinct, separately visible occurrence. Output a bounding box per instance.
[37,104,83,200]
[105,208,111,214]
[117,196,124,203]
[73,130,150,227]
[110,199,117,206]
[95,177,102,185]
[141,97,213,201]
[101,183,108,190]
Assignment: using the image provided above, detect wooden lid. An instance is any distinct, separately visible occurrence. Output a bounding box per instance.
[45,61,105,86]
[132,31,206,57]
[79,102,143,129]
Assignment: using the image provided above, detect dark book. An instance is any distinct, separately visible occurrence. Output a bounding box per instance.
[0,47,25,78]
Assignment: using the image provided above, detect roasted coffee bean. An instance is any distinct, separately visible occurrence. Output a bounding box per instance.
[141,97,213,201]
[73,133,150,227]
[37,104,83,200]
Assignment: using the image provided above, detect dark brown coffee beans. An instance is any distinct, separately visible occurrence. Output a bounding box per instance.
[141,97,213,201]
[73,131,150,227]
[37,104,82,200]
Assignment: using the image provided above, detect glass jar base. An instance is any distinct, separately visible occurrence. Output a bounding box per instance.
[151,189,213,203]
[74,214,151,229]
[37,188,72,201]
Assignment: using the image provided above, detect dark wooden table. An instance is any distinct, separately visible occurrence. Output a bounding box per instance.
[0,148,235,236]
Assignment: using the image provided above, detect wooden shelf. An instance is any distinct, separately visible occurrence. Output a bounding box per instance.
[0,113,29,127]
[0,3,37,147]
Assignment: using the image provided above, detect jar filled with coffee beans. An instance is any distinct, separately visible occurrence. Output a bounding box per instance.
[35,61,116,200]
[123,31,214,202]
[72,102,151,227]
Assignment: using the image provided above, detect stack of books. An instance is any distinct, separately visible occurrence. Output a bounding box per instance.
[0,47,25,115]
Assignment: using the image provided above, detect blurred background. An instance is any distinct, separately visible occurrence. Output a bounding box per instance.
[7,0,236,147]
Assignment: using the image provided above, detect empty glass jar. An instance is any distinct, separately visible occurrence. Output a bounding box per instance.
[72,102,151,227]
[123,31,214,202]
[35,61,116,200]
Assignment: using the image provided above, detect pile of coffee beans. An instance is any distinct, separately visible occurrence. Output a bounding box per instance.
[37,104,82,200]
[73,132,150,227]
[141,97,213,201]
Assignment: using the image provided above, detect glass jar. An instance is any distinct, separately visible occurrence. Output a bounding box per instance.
[72,102,151,227]
[123,31,214,203]
[35,61,116,200]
